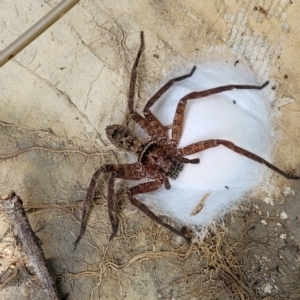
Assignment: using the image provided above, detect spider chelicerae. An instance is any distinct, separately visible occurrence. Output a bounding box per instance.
[74,31,299,248]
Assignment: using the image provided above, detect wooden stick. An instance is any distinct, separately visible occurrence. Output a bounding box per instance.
[0,191,60,300]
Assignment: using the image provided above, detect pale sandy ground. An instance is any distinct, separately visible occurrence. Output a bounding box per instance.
[0,1,300,299]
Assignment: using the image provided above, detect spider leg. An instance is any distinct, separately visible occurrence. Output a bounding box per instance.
[128,31,144,114]
[74,166,104,249]
[127,181,190,243]
[127,32,196,141]
[164,176,171,189]
[107,172,118,240]
[144,66,196,113]
[171,81,269,145]
[140,66,197,140]
[174,156,200,164]
[178,139,300,180]
[126,31,167,140]
[127,31,168,140]
[74,163,145,249]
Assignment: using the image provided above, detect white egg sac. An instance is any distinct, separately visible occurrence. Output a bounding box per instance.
[135,61,272,237]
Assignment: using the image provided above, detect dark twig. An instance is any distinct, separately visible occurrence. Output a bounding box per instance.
[0,191,60,300]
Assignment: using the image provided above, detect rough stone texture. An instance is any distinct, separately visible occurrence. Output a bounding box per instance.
[0,1,299,299]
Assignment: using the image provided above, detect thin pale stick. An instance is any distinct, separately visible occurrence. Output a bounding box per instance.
[0,0,80,68]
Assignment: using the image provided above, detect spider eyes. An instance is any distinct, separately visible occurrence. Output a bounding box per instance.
[105,124,127,145]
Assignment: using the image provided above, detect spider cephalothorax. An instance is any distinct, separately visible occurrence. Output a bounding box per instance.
[139,142,186,180]
[74,32,299,249]
[106,124,199,189]
[106,125,144,154]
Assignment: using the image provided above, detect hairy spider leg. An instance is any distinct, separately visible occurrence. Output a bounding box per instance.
[143,66,196,114]
[165,80,299,180]
[128,31,144,114]
[127,181,190,243]
[177,140,300,180]
[74,167,103,249]
[171,81,269,144]
[127,32,196,142]
[127,31,169,140]
[74,163,145,249]
[127,32,167,140]
[172,156,200,164]
[141,66,197,141]
[107,172,118,240]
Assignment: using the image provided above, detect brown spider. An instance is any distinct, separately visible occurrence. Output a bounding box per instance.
[74,31,299,248]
